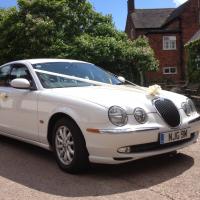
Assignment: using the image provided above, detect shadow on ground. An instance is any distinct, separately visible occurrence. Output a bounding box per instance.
[0,135,194,197]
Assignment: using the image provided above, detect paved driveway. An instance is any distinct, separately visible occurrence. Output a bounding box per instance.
[0,135,199,200]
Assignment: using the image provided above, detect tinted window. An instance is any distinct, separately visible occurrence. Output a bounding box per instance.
[10,65,34,86]
[36,72,92,89]
[0,65,11,87]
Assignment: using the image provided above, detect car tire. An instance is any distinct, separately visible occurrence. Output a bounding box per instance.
[52,117,89,174]
[165,150,178,157]
[169,150,178,156]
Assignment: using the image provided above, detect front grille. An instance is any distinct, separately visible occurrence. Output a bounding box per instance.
[154,98,180,127]
[130,133,195,153]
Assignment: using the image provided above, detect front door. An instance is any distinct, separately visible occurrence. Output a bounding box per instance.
[0,64,39,141]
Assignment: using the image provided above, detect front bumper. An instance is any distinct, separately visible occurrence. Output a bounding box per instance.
[88,132,198,164]
[85,114,200,164]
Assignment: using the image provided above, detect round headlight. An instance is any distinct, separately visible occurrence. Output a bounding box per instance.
[134,108,147,124]
[182,99,196,116]
[108,106,128,127]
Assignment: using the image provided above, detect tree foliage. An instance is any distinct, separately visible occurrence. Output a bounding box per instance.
[0,0,158,83]
[185,39,200,83]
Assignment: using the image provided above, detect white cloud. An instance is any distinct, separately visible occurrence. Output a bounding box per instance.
[173,0,188,6]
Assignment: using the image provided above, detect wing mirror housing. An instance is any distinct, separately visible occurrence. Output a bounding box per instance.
[10,78,31,89]
[118,76,126,83]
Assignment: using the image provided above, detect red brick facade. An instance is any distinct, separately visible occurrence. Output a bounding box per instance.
[125,0,200,83]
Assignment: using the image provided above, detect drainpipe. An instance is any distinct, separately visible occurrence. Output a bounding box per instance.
[179,17,185,81]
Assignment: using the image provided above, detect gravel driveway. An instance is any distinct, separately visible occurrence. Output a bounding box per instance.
[0,135,199,200]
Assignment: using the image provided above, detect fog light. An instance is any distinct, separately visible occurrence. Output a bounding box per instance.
[118,146,131,153]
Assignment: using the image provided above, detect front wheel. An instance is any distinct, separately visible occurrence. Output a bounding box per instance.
[52,118,89,174]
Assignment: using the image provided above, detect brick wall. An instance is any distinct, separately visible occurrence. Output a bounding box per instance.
[125,15,136,39]
[146,33,182,83]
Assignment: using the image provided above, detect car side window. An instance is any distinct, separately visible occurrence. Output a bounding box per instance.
[0,65,11,87]
[9,65,34,87]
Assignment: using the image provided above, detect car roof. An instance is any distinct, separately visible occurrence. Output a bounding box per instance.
[1,59,91,66]
[24,58,91,65]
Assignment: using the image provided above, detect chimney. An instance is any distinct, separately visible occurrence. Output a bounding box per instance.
[128,0,135,14]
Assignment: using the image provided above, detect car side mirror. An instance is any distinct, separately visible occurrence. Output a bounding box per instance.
[118,76,126,83]
[10,78,31,89]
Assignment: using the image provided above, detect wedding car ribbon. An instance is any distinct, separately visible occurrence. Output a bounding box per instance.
[34,69,111,86]
[34,69,162,96]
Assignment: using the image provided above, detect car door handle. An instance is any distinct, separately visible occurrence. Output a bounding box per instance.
[0,93,8,100]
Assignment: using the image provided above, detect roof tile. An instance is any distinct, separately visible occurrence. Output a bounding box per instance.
[131,8,174,29]
[131,1,189,29]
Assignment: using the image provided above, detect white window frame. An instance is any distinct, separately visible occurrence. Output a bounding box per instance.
[163,67,177,75]
[163,36,177,50]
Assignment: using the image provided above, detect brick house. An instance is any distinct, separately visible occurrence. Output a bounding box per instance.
[125,0,200,83]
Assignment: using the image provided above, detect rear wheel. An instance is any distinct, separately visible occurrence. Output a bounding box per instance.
[169,150,178,156]
[52,118,89,174]
[164,150,178,157]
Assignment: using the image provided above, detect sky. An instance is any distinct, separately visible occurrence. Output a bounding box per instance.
[0,0,188,30]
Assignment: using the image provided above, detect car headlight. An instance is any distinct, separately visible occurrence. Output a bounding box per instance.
[108,106,128,127]
[182,99,196,116]
[134,108,147,124]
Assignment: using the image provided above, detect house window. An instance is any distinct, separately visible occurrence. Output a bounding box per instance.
[163,36,176,50]
[163,67,177,74]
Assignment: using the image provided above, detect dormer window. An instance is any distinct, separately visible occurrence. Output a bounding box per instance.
[163,36,176,50]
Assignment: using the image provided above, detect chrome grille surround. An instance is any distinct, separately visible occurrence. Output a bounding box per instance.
[153,98,181,128]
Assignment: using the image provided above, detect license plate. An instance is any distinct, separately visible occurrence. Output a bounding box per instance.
[160,129,190,144]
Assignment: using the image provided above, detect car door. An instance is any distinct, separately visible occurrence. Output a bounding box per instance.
[0,63,39,141]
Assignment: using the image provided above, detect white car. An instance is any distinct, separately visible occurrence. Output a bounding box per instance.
[0,59,199,173]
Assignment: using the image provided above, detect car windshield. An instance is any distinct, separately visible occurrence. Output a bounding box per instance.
[33,62,122,88]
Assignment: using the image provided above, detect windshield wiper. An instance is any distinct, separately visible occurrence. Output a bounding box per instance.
[116,82,126,85]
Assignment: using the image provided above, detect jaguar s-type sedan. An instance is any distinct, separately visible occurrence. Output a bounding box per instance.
[0,59,199,173]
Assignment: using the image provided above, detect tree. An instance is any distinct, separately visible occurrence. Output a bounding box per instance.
[185,39,200,83]
[0,0,158,84]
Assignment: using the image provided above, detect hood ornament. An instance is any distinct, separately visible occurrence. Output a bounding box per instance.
[147,85,162,96]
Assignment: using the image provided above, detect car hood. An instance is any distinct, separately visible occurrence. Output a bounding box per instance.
[48,85,187,113]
